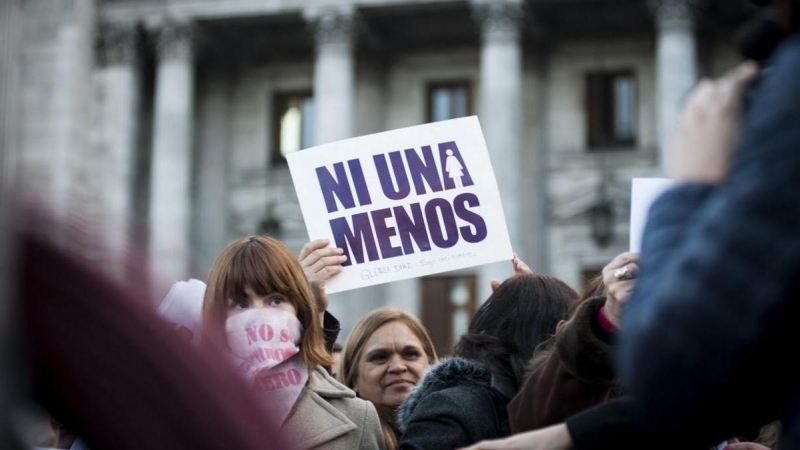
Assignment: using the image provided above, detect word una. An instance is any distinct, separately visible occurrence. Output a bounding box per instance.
[315,141,474,213]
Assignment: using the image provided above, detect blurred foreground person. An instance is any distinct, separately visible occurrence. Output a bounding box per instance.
[396,272,578,449]
[619,1,800,445]
[339,308,438,450]
[202,236,384,450]
[16,214,285,450]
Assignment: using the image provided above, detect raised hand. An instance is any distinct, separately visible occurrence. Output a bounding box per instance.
[491,253,534,292]
[298,239,347,312]
[601,252,640,329]
[666,61,759,184]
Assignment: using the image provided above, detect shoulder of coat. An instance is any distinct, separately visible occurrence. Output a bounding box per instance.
[307,365,357,399]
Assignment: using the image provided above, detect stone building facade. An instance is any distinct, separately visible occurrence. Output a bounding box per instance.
[1,0,755,352]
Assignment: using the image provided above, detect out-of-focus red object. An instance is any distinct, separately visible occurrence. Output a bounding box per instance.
[20,227,286,450]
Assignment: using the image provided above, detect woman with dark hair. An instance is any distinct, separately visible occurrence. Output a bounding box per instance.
[506,252,637,434]
[202,236,384,450]
[462,251,779,450]
[396,272,578,449]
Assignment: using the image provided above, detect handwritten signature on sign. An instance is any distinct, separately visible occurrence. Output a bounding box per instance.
[359,252,478,280]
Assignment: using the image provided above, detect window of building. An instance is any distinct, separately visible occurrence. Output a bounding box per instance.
[421,274,477,357]
[271,92,314,165]
[586,71,637,149]
[427,81,472,123]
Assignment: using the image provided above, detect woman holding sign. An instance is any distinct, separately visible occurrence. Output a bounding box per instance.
[202,236,384,450]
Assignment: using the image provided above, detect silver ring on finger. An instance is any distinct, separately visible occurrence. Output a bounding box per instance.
[614,265,634,281]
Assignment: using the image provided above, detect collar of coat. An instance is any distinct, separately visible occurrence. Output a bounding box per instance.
[396,357,515,433]
[555,296,616,384]
[306,365,356,399]
[281,366,359,448]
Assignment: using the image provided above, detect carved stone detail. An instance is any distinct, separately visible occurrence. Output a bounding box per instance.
[97,23,139,66]
[154,20,195,61]
[648,0,703,28]
[305,6,357,47]
[470,0,524,42]
[470,0,525,40]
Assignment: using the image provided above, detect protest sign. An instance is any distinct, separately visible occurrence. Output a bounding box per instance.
[630,178,675,252]
[288,116,513,293]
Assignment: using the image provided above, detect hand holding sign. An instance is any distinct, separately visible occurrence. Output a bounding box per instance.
[299,239,347,312]
[601,252,639,329]
[490,253,533,292]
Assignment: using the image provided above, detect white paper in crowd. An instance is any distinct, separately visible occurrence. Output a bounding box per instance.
[630,178,675,252]
[157,278,207,343]
[288,116,513,293]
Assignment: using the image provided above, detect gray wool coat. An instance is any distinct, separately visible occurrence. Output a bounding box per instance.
[282,366,385,450]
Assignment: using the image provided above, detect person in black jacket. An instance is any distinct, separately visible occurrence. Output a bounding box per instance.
[465,1,800,447]
[619,0,800,446]
[462,55,784,450]
[396,273,578,449]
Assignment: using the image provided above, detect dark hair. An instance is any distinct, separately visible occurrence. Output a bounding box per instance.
[526,272,607,378]
[453,273,578,389]
[581,273,606,301]
[573,273,606,316]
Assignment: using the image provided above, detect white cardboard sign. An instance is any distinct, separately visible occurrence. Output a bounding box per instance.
[288,116,513,293]
[630,178,675,252]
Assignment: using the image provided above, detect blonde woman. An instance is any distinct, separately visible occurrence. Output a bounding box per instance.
[339,308,437,450]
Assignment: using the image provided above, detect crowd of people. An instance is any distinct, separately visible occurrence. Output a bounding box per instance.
[7,0,800,448]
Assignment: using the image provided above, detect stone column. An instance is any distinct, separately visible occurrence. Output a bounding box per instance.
[17,0,96,233]
[305,6,390,332]
[193,73,230,278]
[471,0,525,301]
[305,6,356,145]
[98,23,141,279]
[0,1,23,446]
[0,0,22,189]
[652,0,699,169]
[149,21,195,291]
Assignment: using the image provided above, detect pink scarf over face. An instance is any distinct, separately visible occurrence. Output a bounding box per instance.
[225,308,309,424]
